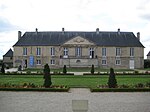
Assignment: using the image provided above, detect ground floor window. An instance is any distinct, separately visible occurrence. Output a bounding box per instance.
[116,59,121,65]
[50,59,55,65]
[36,60,41,65]
[102,59,107,65]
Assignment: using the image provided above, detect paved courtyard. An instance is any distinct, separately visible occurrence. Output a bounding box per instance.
[0,89,150,112]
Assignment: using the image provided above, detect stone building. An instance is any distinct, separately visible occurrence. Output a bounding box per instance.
[147,51,150,60]
[3,49,13,68]
[13,28,144,69]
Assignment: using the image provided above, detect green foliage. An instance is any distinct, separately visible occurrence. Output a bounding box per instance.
[91,64,95,74]
[108,68,117,88]
[43,64,52,88]
[1,63,5,74]
[63,65,67,74]
[144,59,150,68]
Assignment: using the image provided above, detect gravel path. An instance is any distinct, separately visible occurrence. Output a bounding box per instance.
[0,89,150,112]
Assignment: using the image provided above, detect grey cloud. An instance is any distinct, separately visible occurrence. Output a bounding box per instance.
[139,14,150,21]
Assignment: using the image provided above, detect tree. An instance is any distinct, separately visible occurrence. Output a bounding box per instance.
[91,64,95,74]
[107,68,117,88]
[1,63,5,74]
[43,64,52,88]
[63,65,67,74]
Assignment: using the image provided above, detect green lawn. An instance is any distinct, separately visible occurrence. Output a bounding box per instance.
[0,75,150,88]
[24,67,135,73]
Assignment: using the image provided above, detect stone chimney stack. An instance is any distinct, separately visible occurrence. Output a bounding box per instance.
[18,31,22,40]
[118,28,120,35]
[96,28,99,34]
[62,28,65,34]
[137,32,140,40]
[35,28,38,34]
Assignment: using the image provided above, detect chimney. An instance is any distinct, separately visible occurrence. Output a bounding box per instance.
[18,31,22,40]
[96,28,99,34]
[62,27,65,34]
[137,32,140,40]
[118,28,120,35]
[35,28,38,34]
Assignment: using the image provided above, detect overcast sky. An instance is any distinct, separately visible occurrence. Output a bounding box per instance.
[0,0,150,59]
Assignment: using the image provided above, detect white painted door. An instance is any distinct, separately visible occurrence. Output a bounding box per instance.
[129,60,134,69]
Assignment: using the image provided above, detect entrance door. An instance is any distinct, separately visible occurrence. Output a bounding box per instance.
[91,51,94,58]
[24,60,27,68]
[129,60,134,69]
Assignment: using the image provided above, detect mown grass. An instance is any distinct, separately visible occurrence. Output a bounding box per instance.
[0,75,150,88]
[24,67,135,72]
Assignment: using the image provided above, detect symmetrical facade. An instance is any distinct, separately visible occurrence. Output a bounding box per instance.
[13,28,144,69]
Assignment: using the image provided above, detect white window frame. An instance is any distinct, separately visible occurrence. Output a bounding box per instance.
[36,60,41,65]
[116,59,121,65]
[50,47,55,56]
[50,59,55,65]
[76,47,82,57]
[37,48,41,56]
[116,48,121,57]
[102,59,107,65]
[102,48,106,57]
[63,47,68,58]
[23,48,27,56]
[130,48,134,57]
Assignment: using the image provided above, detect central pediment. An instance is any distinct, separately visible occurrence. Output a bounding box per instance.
[63,36,95,45]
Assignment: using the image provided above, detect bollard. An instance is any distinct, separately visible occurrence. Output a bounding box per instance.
[72,100,88,112]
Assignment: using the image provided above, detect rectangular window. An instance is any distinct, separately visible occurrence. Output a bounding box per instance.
[50,47,55,56]
[36,60,41,65]
[23,48,27,56]
[37,48,41,56]
[116,59,121,65]
[89,48,94,58]
[76,47,82,57]
[64,48,68,56]
[102,59,107,65]
[116,48,121,56]
[50,60,55,65]
[102,48,106,57]
[130,48,134,57]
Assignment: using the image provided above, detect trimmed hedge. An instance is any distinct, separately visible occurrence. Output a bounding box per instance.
[91,88,150,92]
[0,87,69,92]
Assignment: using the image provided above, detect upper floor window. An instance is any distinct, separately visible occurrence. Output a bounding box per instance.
[89,48,94,58]
[116,48,121,56]
[102,48,106,57]
[76,47,82,57]
[50,47,55,56]
[23,48,27,56]
[37,48,41,56]
[130,48,134,57]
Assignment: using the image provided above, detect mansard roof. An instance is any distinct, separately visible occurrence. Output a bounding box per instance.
[3,49,13,57]
[13,31,144,47]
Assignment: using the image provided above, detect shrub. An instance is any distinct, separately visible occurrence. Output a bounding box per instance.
[18,65,22,71]
[107,68,117,88]
[43,64,52,88]
[144,59,150,68]
[91,64,95,74]
[135,83,144,88]
[1,63,5,74]
[63,65,67,74]
[146,82,150,88]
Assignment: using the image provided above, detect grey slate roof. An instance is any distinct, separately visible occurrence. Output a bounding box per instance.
[147,51,150,56]
[13,31,144,47]
[3,49,13,57]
